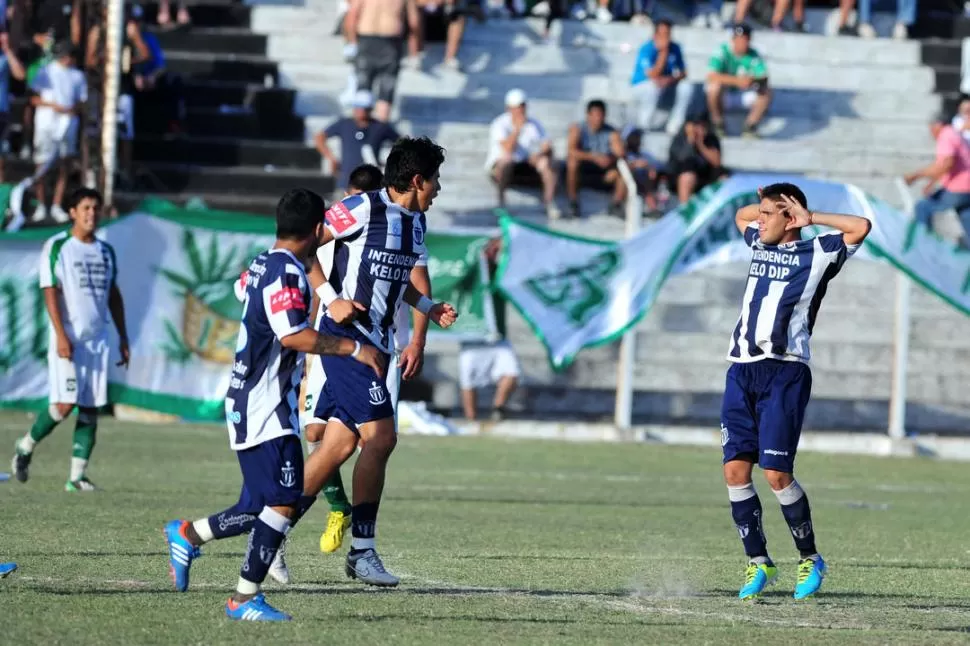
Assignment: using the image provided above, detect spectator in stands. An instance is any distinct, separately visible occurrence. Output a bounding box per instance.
[314,89,400,195]
[345,0,421,122]
[705,23,771,139]
[0,31,26,182]
[856,0,914,39]
[630,19,692,136]
[416,0,479,71]
[734,0,804,31]
[485,88,559,218]
[667,112,724,205]
[459,237,521,422]
[565,99,626,218]
[29,40,85,222]
[904,113,970,244]
[30,0,80,48]
[621,126,664,215]
[157,0,191,26]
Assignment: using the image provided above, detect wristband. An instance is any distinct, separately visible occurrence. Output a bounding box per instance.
[351,340,361,358]
[316,283,339,307]
[416,295,434,316]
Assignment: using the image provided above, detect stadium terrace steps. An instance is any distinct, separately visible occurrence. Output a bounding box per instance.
[250,4,970,431]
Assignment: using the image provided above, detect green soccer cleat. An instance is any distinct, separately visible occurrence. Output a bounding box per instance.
[65,476,97,492]
[738,560,778,600]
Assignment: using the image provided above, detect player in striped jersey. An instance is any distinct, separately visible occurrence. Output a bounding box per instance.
[163,188,385,621]
[11,188,129,492]
[303,137,456,586]
[722,183,871,601]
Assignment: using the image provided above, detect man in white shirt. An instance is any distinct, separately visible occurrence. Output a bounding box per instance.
[485,89,560,219]
[29,41,87,223]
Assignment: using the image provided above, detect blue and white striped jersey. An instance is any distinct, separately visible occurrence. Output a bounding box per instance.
[225,248,311,450]
[727,223,859,364]
[321,189,428,352]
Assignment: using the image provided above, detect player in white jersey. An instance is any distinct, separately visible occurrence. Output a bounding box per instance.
[722,183,870,601]
[301,137,456,587]
[11,188,130,492]
[163,188,385,622]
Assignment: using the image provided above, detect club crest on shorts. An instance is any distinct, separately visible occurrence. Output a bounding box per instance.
[369,381,387,406]
[720,423,729,447]
[280,460,296,488]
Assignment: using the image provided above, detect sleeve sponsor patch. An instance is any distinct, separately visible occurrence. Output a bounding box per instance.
[269,287,306,314]
[326,202,358,234]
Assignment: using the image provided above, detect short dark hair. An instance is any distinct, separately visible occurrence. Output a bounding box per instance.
[67,187,102,211]
[760,182,807,209]
[586,99,606,114]
[655,18,673,30]
[275,188,326,240]
[348,164,384,193]
[383,136,446,193]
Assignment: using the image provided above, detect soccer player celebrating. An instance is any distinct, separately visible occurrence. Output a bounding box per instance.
[11,188,129,491]
[163,188,385,621]
[303,136,456,587]
[723,183,870,600]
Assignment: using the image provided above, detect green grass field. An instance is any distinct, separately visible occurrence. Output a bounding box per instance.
[3,411,970,645]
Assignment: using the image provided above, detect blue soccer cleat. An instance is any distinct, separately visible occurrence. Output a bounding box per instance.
[0,562,17,578]
[738,560,778,600]
[794,555,827,600]
[164,519,201,592]
[225,593,292,621]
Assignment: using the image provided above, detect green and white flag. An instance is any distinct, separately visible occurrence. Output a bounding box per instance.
[0,203,493,419]
[497,175,970,371]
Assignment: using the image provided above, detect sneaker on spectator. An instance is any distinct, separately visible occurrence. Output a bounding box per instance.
[546,202,561,220]
[630,13,651,26]
[857,23,876,38]
[837,24,857,36]
[595,6,612,23]
[31,204,48,223]
[570,4,588,20]
[531,1,550,16]
[51,205,70,223]
[442,57,462,72]
[892,22,908,39]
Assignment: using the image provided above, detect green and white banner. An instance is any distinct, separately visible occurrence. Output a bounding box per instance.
[0,202,493,419]
[497,175,970,370]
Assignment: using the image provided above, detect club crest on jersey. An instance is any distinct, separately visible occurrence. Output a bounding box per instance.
[413,222,425,246]
[280,460,296,487]
[369,381,387,405]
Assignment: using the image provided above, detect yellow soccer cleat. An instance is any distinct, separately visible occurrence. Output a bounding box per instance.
[320,511,351,553]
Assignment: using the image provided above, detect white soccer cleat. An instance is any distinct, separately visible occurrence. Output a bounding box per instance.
[345,548,399,587]
[268,538,290,585]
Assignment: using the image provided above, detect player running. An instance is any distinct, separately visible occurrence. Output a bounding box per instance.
[722,183,870,601]
[302,136,456,587]
[163,188,385,622]
[11,188,129,491]
[301,162,431,557]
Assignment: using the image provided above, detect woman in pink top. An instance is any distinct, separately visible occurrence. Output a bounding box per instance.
[904,112,970,245]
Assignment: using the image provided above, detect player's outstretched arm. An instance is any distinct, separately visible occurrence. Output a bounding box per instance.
[108,284,130,368]
[280,329,385,378]
[779,194,871,246]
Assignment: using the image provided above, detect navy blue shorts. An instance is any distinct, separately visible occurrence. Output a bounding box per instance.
[720,359,813,473]
[234,435,304,512]
[313,318,393,435]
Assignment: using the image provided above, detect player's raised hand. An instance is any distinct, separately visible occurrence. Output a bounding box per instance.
[429,302,458,329]
[56,334,72,360]
[398,342,424,380]
[781,194,812,230]
[328,299,366,325]
[116,338,130,368]
[354,343,386,379]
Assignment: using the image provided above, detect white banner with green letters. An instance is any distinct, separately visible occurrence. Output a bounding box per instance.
[497,175,970,370]
[0,201,494,419]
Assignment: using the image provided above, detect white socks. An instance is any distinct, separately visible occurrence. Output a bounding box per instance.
[192,518,215,543]
[772,480,805,506]
[69,457,87,482]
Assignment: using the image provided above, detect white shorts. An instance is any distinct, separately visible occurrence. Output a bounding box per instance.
[33,121,79,165]
[49,337,109,408]
[458,341,521,390]
[302,352,402,429]
[717,88,759,111]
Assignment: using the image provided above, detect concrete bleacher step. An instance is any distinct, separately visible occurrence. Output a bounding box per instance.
[139,162,334,196]
[133,136,320,169]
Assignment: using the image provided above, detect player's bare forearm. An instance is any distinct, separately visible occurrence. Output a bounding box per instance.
[281,327,356,356]
[43,287,68,339]
[108,285,129,342]
[810,211,872,246]
[407,266,432,347]
[734,204,760,233]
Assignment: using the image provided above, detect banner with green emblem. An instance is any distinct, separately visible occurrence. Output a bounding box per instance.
[497,175,970,370]
[0,202,494,419]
